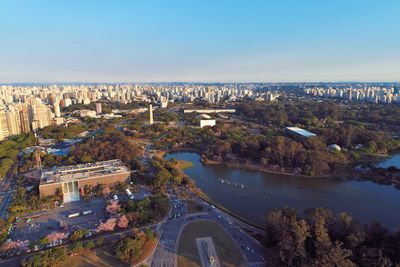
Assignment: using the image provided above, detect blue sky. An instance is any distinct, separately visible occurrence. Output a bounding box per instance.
[0,0,399,83]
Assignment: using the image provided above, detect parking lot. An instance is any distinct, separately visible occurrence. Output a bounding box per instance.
[12,198,107,242]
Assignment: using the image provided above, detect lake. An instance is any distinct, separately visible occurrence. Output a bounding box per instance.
[166,152,400,230]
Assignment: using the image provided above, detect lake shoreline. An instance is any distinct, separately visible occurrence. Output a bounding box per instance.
[163,148,400,189]
[165,151,400,230]
[201,157,400,189]
[160,150,400,190]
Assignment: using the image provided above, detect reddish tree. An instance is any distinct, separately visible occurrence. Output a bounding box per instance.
[46,232,66,243]
[96,218,117,233]
[118,215,129,229]
[106,201,121,215]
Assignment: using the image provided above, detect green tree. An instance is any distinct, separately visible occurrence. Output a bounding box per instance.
[311,241,355,267]
[69,229,88,241]
[114,235,145,263]
[357,247,392,267]
[305,207,333,257]
[71,241,83,253]
[95,236,105,247]
[85,240,95,250]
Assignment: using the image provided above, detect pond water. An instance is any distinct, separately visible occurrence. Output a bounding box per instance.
[166,152,400,230]
[48,147,70,156]
[377,153,400,169]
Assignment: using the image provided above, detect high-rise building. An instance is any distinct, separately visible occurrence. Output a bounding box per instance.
[6,107,21,136]
[19,108,30,133]
[96,102,102,114]
[64,98,72,107]
[29,99,52,130]
[53,98,61,118]
[0,110,9,141]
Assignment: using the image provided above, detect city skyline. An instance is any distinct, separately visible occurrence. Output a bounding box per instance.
[1,0,400,83]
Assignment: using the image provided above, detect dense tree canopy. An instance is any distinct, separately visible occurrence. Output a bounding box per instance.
[149,101,400,176]
[264,207,400,266]
[68,128,143,170]
[0,133,36,178]
[40,124,88,140]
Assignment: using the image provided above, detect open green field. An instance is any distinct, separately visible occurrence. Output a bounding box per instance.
[177,220,247,267]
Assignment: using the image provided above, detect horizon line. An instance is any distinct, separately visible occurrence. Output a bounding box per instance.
[1,80,399,85]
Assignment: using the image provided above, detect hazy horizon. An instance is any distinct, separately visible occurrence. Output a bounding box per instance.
[1,80,400,85]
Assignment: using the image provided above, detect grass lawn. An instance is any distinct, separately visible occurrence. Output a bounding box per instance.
[177,220,247,267]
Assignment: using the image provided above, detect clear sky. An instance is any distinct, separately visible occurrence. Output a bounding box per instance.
[0,0,399,83]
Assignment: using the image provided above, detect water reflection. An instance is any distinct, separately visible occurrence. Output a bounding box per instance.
[166,152,400,230]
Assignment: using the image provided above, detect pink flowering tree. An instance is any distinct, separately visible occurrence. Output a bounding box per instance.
[96,218,117,233]
[106,201,121,215]
[0,240,29,253]
[46,232,66,243]
[117,215,129,229]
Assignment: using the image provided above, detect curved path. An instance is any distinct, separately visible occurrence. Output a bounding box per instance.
[149,186,266,267]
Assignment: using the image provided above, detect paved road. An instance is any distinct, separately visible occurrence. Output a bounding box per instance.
[181,188,266,267]
[0,220,159,267]
[150,189,186,267]
[0,181,266,267]
[149,186,266,267]
[0,175,14,220]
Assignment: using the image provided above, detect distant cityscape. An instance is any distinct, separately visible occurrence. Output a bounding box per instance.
[305,85,400,103]
[1,82,400,141]
[0,83,282,141]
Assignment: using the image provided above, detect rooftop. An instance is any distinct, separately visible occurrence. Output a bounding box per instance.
[286,127,317,138]
[40,159,129,185]
[184,109,236,114]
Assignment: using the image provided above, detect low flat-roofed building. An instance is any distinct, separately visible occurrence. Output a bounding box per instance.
[79,110,97,118]
[39,159,130,203]
[285,127,317,138]
[200,119,216,128]
[184,109,236,114]
[197,114,212,119]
